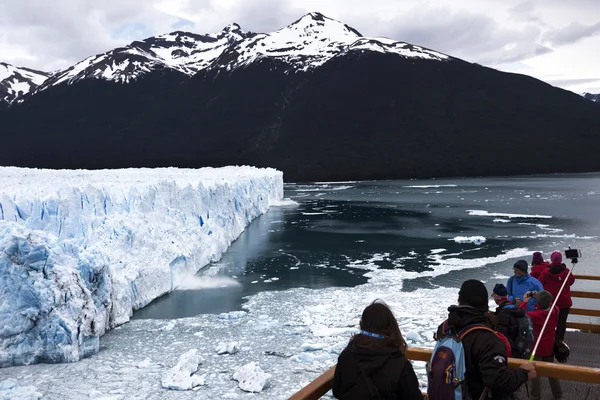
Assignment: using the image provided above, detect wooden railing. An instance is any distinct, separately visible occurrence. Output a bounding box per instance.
[567,274,600,332]
[290,274,600,399]
[289,350,600,400]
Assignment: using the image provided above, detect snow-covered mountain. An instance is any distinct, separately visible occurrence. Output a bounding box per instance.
[35,12,448,93]
[0,62,50,104]
[583,92,600,102]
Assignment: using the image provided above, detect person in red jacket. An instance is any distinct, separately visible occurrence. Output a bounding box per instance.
[530,251,550,279]
[520,290,562,400]
[538,251,575,341]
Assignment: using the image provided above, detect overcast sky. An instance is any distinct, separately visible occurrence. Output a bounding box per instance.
[1,0,599,93]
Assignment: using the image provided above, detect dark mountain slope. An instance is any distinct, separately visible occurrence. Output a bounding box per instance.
[3,51,600,181]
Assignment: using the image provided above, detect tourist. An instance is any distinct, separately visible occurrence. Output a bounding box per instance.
[434,280,536,399]
[539,251,575,342]
[491,283,530,358]
[530,251,550,279]
[519,290,562,400]
[332,300,422,399]
[507,260,543,312]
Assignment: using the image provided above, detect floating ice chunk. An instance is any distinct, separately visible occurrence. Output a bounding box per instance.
[216,342,240,355]
[218,311,247,320]
[405,330,423,343]
[493,218,511,223]
[161,349,206,391]
[452,236,486,245]
[0,379,43,399]
[300,342,327,351]
[290,352,334,363]
[328,341,348,355]
[311,326,358,337]
[161,321,176,331]
[232,362,271,393]
[137,358,153,368]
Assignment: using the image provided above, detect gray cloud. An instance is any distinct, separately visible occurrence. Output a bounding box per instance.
[338,5,550,65]
[545,77,600,86]
[0,0,183,70]
[542,21,600,46]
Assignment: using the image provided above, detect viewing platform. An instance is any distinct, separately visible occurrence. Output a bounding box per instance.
[290,274,600,400]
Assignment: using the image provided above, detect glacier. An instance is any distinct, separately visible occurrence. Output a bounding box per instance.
[0,166,283,368]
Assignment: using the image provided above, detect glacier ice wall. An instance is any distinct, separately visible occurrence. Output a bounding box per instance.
[0,166,283,367]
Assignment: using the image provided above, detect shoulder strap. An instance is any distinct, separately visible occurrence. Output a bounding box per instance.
[458,324,496,340]
[458,325,495,400]
[510,276,515,297]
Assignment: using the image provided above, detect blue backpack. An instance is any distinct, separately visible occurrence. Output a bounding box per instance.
[426,321,493,400]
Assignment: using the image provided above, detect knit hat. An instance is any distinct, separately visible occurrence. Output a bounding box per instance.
[532,252,544,265]
[536,290,553,309]
[551,251,563,265]
[492,283,508,297]
[458,279,489,312]
[492,283,508,302]
[513,260,528,273]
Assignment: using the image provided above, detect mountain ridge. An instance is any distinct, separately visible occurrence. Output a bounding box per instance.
[2,11,450,105]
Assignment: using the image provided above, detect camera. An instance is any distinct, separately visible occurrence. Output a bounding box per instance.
[525,291,538,298]
[564,248,582,264]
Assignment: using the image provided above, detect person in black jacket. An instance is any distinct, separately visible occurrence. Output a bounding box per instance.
[435,280,536,400]
[332,300,422,399]
[492,283,528,358]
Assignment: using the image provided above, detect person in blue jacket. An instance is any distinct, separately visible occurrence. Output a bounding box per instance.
[506,260,543,312]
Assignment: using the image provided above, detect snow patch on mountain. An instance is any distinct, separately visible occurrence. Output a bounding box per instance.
[34,12,449,92]
[0,62,50,104]
[0,166,283,367]
[583,92,600,103]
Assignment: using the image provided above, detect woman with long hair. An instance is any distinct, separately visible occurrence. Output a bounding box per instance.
[332,300,422,399]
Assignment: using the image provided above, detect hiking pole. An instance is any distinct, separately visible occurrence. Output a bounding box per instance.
[528,256,577,362]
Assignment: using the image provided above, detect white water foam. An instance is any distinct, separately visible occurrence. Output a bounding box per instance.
[270,198,299,207]
[174,276,241,290]
[467,210,552,219]
[403,184,458,188]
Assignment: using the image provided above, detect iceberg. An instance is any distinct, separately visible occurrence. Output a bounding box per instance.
[0,166,283,367]
[232,362,272,393]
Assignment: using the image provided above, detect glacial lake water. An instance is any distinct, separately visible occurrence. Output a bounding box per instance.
[134,173,600,320]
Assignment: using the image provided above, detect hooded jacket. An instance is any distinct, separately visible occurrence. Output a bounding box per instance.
[494,302,527,356]
[530,261,550,279]
[332,340,422,399]
[507,274,543,312]
[539,263,575,309]
[435,306,529,400]
[520,302,559,357]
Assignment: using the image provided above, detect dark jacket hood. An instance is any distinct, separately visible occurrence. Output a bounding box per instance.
[549,263,567,274]
[346,340,402,375]
[446,305,491,332]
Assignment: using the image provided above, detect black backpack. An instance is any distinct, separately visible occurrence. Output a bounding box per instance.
[512,314,535,358]
[554,339,570,363]
[339,354,400,400]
